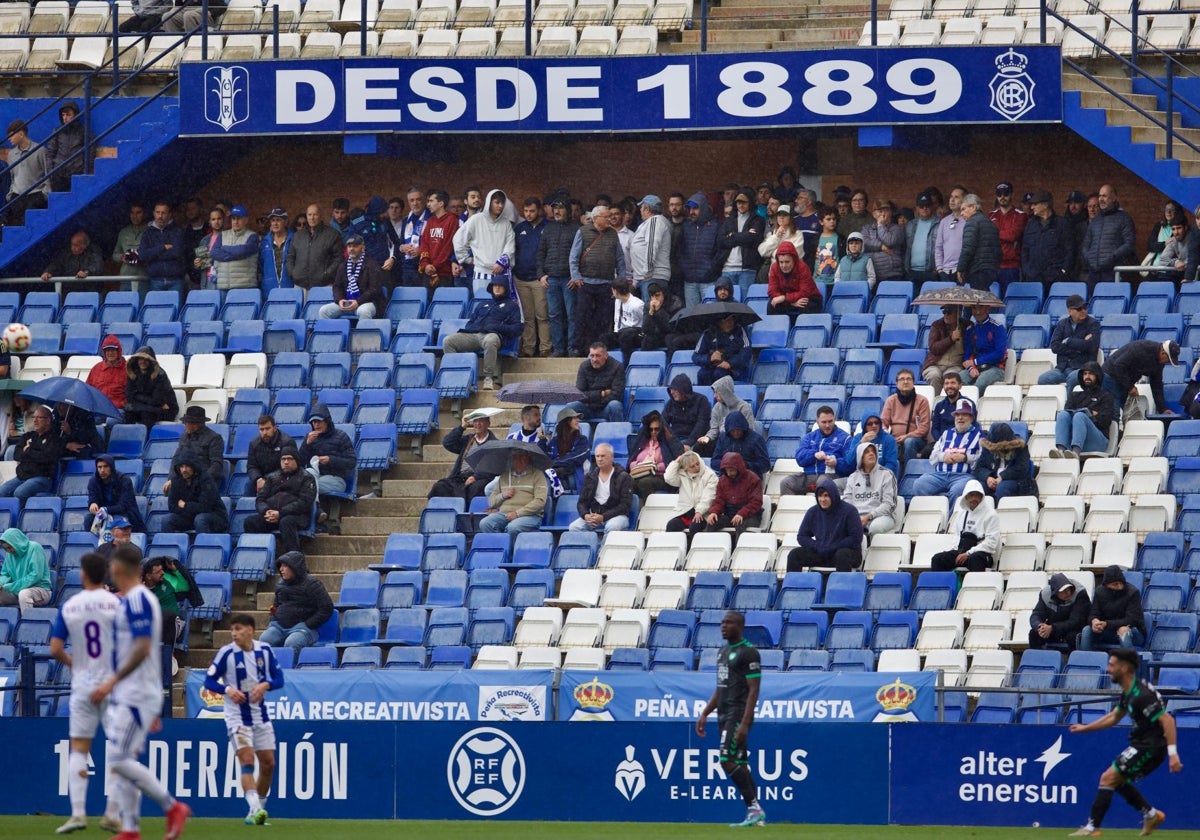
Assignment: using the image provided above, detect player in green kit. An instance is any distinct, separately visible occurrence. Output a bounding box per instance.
[696,610,763,827]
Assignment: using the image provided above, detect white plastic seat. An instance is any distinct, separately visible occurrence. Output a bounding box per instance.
[454,0,496,27]
[963,610,1011,650]
[184,390,229,424]
[67,0,111,33]
[1075,456,1123,501]
[923,649,968,686]
[984,0,1020,15]
[729,532,776,576]
[414,0,456,29]
[219,34,263,62]
[417,28,458,54]
[858,19,901,44]
[181,34,223,63]
[931,0,972,18]
[612,0,652,26]
[1021,16,1061,42]
[907,533,959,571]
[473,645,518,669]
[917,609,965,653]
[888,0,931,20]
[1061,14,1106,56]
[26,36,68,70]
[966,649,1014,688]
[220,0,264,30]
[1083,495,1130,535]
[1102,13,1148,55]
[903,495,948,535]
[899,18,941,44]
[493,0,528,27]
[1001,570,1048,615]
[376,0,418,29]
[141,35,184,72]
[455,25,496,54]
[1021,383,1065,421]
[0,37,29,70]
[1054,0,1095,15]
[596,531,644,572]
[104,35,144,71]
[637,493,678,533]
[378,28,419,55]
[939,16,982,43]
[1037,458,1078,501]
[338,29,379,56]
[263,0,303,28]
[535,23,576,53]
[1087,533,1138,571]
[1122,456,1168,499]
[62,355,99,381]
[642,570,689,615]
[1037,495,1085,535]
[956,571,1004,614]
[770,494,816,538]
[997,533,1045,575]
[534,0,575,25]
[559,607,607,648]
[1043,534,1093,573]
[573,0,614,24]
[329,0,380,32]
[649,0,691,31]
[976,384,1021,425]
[981,14,1023,43]
[877,649,922,672]
[863,533,910,575]
[615,23,657,52]
[1147,15,1188,50]
[602,608,650,651]
[300,31,342,57]
[599,570,646,611]
[18,355,62,381]
[1129,494,1177,539]
[546,569,602,608]
[182,353,226,392]
[513,607,563,647]
[685,532,732,573]
[0,2,31,34]
[1026,420,1056,461]
[517,646,562,668]
[28,0,70,33]
[298,0,341,31]
[224,352,268,393]
[1117,420,1164,462]
[995,496,1037,534]
[562,647,607,670]
[576,23,617,53]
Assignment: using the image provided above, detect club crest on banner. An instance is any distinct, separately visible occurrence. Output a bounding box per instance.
[204,66,250,132]
[988,49,1036,121]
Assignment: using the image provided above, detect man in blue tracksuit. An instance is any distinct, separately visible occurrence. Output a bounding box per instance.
[780,406,852,495]
[960,304,1008,395]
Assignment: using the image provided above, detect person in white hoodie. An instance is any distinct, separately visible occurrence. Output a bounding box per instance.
[842,442,898,536]
[694,375,758,458]
[663,450,718,532]
[930,479,1000,572]
[453,189,516,296]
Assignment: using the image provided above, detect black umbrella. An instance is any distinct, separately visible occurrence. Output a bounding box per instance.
[911,286,1004,308]
[670,301,762,333]
[465,439,553,476]
[495,380,585,405]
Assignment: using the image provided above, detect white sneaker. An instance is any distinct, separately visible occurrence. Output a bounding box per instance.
[482,376,495,391]
[1142,809,1165,836]
[98,815,122,833]
[1048,447,1063,459]
[55,816,88,834]
[1069,825,1101,836]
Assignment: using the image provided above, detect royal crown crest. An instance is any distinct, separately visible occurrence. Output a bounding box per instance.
[876,678,918,712]
[574,677,615,711]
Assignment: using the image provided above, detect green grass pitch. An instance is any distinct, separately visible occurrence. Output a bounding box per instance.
[0,818,1190,840]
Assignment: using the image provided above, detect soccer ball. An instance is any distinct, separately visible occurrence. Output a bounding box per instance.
[1,323,31,353]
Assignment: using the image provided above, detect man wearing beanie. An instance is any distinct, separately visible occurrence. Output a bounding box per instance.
[243,445,317,554]
[1080,565,1146,651]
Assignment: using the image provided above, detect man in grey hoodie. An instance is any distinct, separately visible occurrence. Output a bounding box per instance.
[1029,573,1091,650]
[694,375,757,458]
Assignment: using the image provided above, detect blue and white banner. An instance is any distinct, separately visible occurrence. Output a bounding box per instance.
[558,670,936,722]
[177,46,1062,136]
[185,668,554,721]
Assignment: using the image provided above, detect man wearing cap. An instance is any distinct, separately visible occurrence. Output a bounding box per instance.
[912,398,982,500]
[1021,191,1075,286]
[160,407,226,499]
[0,405,61,501]
[630,195,673,295]
[138,201,188,293]
[905,192,940,284]
[930,479,999,572]
[934,184,967,284]
[95,515,135,561]
[1051,361,1114,458]
[209,205,261,291]
[956,193,1001,291]
[40,230,104,281]
[442,276,524,391]
[1102,338,1179,417]
[988,181,1028,294]
[922,305,971,398]
[679,193,721,308]
[1081,184,1136,292]
[244,445,317,554]
[538,196,582,357]
[259,207,294,292]
[1039,294,1100,389]
[4,119,48,225]
[287,204,344,291]
[429,410,497,502]
[1080,565,1146,651]
[480,450,548,536]
[715,188,765,301]
[247,414,296,494]
[45,100,83,193]
[960,303,1009,395]
[298,403,357,521]
[87,454,145,533]
[1028,573,1091,651]
[318,233,387,321]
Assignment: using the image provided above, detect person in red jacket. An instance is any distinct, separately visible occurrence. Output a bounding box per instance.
[85,334,127,409]
[766,240,820,319]
[418,188,460,300]
[689,452,763,541]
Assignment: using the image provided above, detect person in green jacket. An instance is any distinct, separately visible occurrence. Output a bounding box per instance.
[0,527,52,612]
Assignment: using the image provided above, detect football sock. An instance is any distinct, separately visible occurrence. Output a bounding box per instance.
[67,751,88,817]
[1089,786,1115,828]
[730,765,757,808]
[245,790,261,813]
[1116,783,1150,813]
[110,757,174,811]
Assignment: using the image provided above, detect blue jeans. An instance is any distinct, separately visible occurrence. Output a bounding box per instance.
[480,512,541,534]
[1037,368,1081,390]
[1055,410,1109,452]
[260,620,319,656]
[569,515,630,533]
[684,282,706,308]
[911,470,972,501]
[1101,376,1130,409]
[318,301,377,319]
[960,365,1005,394]
[0,475,52,502]
[149,276,184,294]
[900,437,926,462]
[721,269,756,301]
[564,399,625,423]
[545,275,575,354]
[1079,624,1144,651]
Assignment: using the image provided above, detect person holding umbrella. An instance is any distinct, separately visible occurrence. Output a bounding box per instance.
[692,312,752,386]
[0,404,62,501]
[479,449,549,535]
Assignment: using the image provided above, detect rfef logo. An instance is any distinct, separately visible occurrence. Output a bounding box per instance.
[446,727,526,816]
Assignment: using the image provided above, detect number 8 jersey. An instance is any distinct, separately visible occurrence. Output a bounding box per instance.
[51,588,122,691]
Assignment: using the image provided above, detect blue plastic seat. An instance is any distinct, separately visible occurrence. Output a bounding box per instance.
[1164,421,1200,465]
[374,609,427,647]
[394,353,436,391]
[830,648,875,672]
[295,647,338,669]
[787,649,832,671]
[972,692,1018,724]
[757,384,802,430]
[839,348,883,387]
[823,610,872,650]
[1141,313,1184,345]
[385,646,427,669]
[776,571,823,611]
[1089,281,1132,317]
[1004,282,1044,318]
[796,347,840,387]
[825,281,869,318]
[339,646,381,669]
[465,533,511,571]
[263,319,306,355]
[230,534,276,582]
[594,421,632,461]
[1099,313,1140,353]
[62,322,101,355]
[266,352,309,394]
[19,291,60,324]
[863,572,912,612]
[909,571,957,616]
[307,319,350,354]
[262,288,303,322]
[1008,314,1051,351]
[626,350,668,389]
[780,610,828,651]
[378,571,424,617]
[730,571,777,611]
[750,314,789,349]
[387,288,426,323]
[187,534,231,572]
[466,606,515,650]
[139,290,180,325]
[788,314,833,350]
[651,647,694,671]
[335,570,382,609]
[434,353,477,400]
[29,323,62,354]
[426,287,469,328]
[301,287,335,325]
[846,385,890,424]
[815,572,867,610]
[872,313,919,348]
[765,419,806,461]
[423,607,469,647]
[310,353,352,391]
[225,320,265,353]
[1138,532,1184,573]
[396,388,439,436]
[882,349,928,386]
[1142,571,1189,616]
[800,384,846,423]
[870,281,913,316]
[1148,613,1198,657]
[608,648,650,670]
[832,312,877,349]
[335,607,381,648]
[192,571,233,621]
[551,528,597,572]
[100,291,140,326]
[870,610,918,652]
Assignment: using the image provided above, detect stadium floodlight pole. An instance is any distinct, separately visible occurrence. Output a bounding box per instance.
[525,0,532,56]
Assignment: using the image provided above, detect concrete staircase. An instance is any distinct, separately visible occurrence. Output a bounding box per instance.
[667,0,874,52]
[172,356,583,714]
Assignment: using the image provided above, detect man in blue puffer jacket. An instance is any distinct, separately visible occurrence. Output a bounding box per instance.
[678,192,721,308]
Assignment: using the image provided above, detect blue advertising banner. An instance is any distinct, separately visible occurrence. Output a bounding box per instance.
[558,670,936,722]
[177,46,1062,136]
[185,668,555,721]
[891,724,1199,830]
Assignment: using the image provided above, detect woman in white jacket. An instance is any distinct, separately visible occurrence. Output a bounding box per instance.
[663,450,718,532]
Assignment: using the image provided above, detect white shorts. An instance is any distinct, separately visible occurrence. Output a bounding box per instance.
[103,702,155,760]
[229,722,276,754]
[68,691,106,740]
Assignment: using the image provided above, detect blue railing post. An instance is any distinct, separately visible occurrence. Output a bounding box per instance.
[700,0,708,52]
[1166,59,1174,160]
[1131,0,1139,67]
[110,10,120,89]
[273,4,280,58]
[202,0,209,60]
[524,0,532,56]
[1039,0,1046,43]
[82,75,92,176]
[360,0,367,56]
[871,0,878,45]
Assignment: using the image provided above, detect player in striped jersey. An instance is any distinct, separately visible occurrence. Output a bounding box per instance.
[90,545,192,840]
[203,614,285,826]
[49,552,122,835]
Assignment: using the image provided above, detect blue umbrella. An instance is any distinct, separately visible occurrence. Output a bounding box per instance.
[19,376,121,421]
